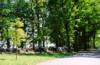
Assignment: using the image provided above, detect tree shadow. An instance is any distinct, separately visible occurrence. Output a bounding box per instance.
[0,59,5,60]
[18,52,76,58]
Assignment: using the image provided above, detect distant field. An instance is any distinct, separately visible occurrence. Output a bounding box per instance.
[0,52,75,65]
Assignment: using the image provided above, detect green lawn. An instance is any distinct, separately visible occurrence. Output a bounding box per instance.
[0,52,75,65]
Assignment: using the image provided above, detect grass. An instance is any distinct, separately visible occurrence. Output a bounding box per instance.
[0,52,76,65]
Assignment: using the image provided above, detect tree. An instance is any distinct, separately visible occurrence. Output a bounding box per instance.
[10,18,26,60]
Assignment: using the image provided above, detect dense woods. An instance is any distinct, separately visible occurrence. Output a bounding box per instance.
[0,0,100,52]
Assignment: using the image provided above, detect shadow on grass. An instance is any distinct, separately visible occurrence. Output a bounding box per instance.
[0,59,5,60]
[18,52,76,58]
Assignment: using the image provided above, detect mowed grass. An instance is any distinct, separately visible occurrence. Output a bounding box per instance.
[0,52,76,65]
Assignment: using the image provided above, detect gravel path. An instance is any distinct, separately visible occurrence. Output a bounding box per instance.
[37,50,100,65]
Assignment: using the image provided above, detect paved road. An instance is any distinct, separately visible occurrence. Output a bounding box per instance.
[37,50,100,65]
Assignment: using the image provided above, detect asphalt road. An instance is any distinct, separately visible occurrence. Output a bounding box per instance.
[37,50,100,65]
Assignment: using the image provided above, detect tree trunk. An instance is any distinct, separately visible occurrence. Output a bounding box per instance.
[43,40,45,47]
[55,39,59,48]
[31,22,35,50]
[7,38,10,49]
[20,42,24,48]
[65,22,71,52]
[33,44,35,50]
[35,0,40,47]
[82,28,87,51]
[73,29,79,51]
[78,31,82,50]
[73,20,79,51]
[93,33,96,49]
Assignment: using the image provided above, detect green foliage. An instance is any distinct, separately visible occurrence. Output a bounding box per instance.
[0,0,100,50]
[1,17,26,47]
[10,18,26,46]
[2,9,10,16]
[1,18,10,39]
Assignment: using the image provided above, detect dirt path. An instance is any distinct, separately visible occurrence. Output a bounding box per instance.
[37,49,100,65]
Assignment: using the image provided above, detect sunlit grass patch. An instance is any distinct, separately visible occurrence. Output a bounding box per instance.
[0,52,75,65]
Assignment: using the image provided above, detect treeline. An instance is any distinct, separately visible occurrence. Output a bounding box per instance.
[0,0,100,52]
